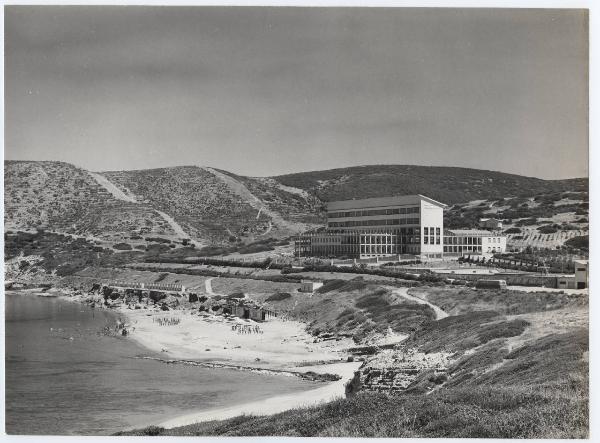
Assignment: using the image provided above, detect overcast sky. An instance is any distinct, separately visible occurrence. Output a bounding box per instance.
[5,6,588,179]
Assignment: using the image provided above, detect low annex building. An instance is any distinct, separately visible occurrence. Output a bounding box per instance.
[443,229,507,255]
[295,194,447,259]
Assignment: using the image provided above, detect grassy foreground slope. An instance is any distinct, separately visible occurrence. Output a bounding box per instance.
[120,282,587,438]
[123,329,587,438]
[273,165,588,204]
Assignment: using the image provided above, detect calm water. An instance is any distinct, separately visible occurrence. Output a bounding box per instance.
[5,292,317,435]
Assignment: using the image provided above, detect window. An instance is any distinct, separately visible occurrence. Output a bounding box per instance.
[424,236,428,244]
[436,227,440,235]
[424,227,429,235]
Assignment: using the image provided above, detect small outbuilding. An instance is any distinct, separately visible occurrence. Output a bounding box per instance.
[300,280,324,292]
[557,260,588,290]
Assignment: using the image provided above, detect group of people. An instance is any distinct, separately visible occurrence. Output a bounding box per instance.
[153,316,181,326]
[231,323,263,335]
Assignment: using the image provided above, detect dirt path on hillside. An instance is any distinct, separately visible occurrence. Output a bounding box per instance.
[89,171,204,247]
[88,171,137,203]
[154,210,205,248]
[393,287,448,320]
[204,277,216,295]
[203,167,306,235]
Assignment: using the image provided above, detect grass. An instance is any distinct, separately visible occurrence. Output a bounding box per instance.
[265,292,292,302]
[119,326,588,438]
[121,385,586,438]
[411,286,586,316]
[403,311,528,353]
[316,278,368,294]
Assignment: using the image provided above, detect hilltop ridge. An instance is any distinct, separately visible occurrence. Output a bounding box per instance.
[273,164,587,204]
[4,160,588,248]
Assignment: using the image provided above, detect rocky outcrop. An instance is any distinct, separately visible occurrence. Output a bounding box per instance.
[348,348,451,394]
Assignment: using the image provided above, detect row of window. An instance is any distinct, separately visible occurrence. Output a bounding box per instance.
[444,246,483,253]
[327,206,420,219]
[444,236,483,245]
[328,218,420,228]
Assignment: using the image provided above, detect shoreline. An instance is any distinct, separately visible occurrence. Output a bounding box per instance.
[8,286,362,430]
[157,361,362,429]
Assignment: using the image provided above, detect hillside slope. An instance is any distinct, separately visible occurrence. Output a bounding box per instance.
[102,166,320,244]
[273,165,588,205]
[4,161,175,242]
[5,161,588,248]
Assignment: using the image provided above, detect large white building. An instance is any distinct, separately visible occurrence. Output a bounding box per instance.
[295,194,446,259]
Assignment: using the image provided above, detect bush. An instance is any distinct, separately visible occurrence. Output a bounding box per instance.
[504,227,521,234]
[266,292,292,302]
[537,225,558,234]
[112,242,132,251]
[149,291,166,303]
[565,235,588,251]
[516,217,538,226]
[145,237,171,244]
[155,273,169,283]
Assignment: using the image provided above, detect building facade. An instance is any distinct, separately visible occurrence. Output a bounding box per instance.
[295,195,446,259]
[557,260,589,290]
[443,229,507,255]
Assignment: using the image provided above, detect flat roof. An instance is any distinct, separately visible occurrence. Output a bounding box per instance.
[327,194,446,211]
[446,229,499,236]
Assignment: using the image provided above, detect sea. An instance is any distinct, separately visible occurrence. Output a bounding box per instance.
[5,291,318,435]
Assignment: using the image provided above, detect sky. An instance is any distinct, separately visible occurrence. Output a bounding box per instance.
[4,6,588,179]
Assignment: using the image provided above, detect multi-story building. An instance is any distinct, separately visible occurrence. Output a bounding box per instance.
[443,229,507,255]
[294,195,446,259]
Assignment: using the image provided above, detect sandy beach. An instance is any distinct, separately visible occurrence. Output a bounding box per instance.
[39,288,360,429]
[121,307,361,429]
[123,308,353,369]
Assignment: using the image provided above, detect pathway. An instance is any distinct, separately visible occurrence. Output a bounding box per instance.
[203,167,306,235]
[88,171,204,247]
[88,171,137,203]
[204,277,215,295]
[391,287,448,320]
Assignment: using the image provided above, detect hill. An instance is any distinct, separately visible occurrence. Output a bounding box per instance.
[5,161,588,250]
[273,165,588,204]
[4,161,174,244]
[102,166,319,243]
[4,161,321,248]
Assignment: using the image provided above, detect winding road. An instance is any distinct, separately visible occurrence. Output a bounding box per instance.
[391,287,448,320]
